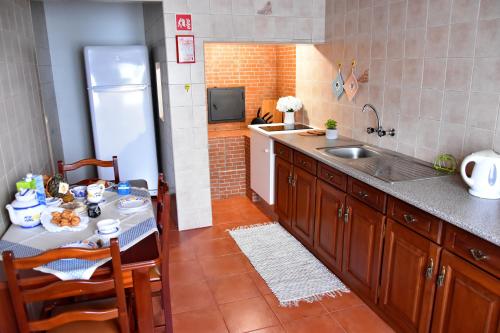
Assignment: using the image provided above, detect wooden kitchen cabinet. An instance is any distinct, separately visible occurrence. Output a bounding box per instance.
[291,166,316,248]
[275,156,293,228]
[314,179,346,275]
[431,250,500,333]
[379,219,441,333]
[342,196,386,302]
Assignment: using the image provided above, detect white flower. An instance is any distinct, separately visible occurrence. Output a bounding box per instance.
[276,96,303,113]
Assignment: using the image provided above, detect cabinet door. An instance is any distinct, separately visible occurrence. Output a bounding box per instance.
[431,250,500,333]
[379,219,441,333]
[342,196,385,302]
[275,157,293,228]
[291,167,316,248]
[314,179,346,275]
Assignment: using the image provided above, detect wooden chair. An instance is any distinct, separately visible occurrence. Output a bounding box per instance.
[57,156,120,185]
[2,239,130,333]
[148,173,173,333]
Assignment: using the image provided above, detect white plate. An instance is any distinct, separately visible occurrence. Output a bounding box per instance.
[116,196,150,214]
[60,240,98,249]
[41,208,90,232]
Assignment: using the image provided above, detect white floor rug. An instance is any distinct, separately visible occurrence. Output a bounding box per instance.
[229,222,349,307]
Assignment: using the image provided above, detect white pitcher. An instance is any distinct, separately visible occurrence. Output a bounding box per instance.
[460,150,500,199]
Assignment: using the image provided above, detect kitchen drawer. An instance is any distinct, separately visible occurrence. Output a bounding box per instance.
[387,197,443,244]
[274,142,293,162]
[317,162,347,192]
[348,178,387,213]
[444,224,500,278]
[293,151,317,175]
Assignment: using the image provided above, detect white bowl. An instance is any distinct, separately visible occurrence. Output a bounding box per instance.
[96,219,120,234]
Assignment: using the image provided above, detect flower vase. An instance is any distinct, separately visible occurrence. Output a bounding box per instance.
[283,112,295,124]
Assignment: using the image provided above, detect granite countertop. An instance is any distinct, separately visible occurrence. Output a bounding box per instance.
[271,133,500,246]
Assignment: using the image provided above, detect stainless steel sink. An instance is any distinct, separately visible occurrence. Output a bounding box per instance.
[316,145,449,183]
[318,146,380,159]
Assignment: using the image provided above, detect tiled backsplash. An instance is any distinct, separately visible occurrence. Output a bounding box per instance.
[0,0,52,235]
[297,0,500,162]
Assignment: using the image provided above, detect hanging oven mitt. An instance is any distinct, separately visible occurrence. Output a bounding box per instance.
[343,63,359,102]
[332,65,344,100]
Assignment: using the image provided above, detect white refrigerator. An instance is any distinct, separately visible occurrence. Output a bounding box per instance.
[83,46,158,195]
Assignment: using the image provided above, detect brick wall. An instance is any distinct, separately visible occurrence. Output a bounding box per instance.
[277,45,296,97]
[205,43,296,131]
[209,134,247,200]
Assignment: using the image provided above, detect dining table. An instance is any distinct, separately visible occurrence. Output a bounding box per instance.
[0,182,161,333]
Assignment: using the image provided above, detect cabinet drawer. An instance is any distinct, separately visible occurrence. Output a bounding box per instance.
[444,224,500,278]
[317,163,347,192]
[387,197,443,243]
[347,178,387,213]
[274,142,293,162]
[293,151,317,175]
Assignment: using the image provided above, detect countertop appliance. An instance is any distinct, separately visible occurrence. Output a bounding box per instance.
[461,149,500,199]
[249,123,313,204]
[84,46,158,195]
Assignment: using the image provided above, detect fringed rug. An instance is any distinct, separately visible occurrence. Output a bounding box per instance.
[229,222,349,307]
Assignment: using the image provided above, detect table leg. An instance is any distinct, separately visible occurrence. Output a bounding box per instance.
[133,268,154,333]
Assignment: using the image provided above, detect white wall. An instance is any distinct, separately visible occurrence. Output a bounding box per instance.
[44,1,146,182]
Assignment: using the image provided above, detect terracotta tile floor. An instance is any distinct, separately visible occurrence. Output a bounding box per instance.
[169,196,395,333]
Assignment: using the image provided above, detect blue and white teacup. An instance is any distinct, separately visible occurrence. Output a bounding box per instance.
[70,186,87,200]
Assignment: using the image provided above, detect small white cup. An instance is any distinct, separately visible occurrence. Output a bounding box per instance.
[97,219,120,235]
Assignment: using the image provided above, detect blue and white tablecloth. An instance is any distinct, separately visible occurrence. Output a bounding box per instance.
[0,187,158,280]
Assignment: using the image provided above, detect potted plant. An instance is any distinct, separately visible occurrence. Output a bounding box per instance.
[276,96,303,124]
[325,119,338,139]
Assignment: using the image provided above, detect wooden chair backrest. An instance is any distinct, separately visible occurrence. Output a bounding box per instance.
[57,156,120,184]
[2,239,129,333]
[156,173,173,333]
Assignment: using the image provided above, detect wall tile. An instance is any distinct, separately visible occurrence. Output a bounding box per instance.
[231,0,253,14]
[210,0,232,14]
[406,0,427,28]
[420,88,444,120]
[232,15,255,38]
[167,62,191,84]
[425,26,449,58]
[405,28,425,58]
[475,18,500,57]
[428,0,452,27]
[385,59,402,86]
[451,0,480,24]
[387,30,403,59]
[403,58,423,87]
[417,118,441,150]
[471,57,500,93]
[443,90,469,124]
[188,0,210,13]
[445,58,473,91]
[371,32,387,59]
[254,15,275,39]
[448,22,476,57]
[372,5,388,34]
[467,92,500,130]
[423,58,446,90]
[294,0,313,17]
[438,122,465,157]
[401,84,421,116]
[463,126,494,155]
[358,7,372,34]
[479,0,500,19]
[388,1,405,31]
[294,17,313,40]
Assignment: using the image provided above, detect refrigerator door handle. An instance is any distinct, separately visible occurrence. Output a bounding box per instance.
[90,84,149,93]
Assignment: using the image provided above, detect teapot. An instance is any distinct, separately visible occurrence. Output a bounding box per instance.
[5,189,46,228]
[460,150,500,199]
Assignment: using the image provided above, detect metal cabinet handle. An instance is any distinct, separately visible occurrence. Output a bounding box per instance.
[287,175,293,184]
[437,266,446,287]
[358,191,368,199]
[300,160,308,167]
[291,176,297,187]
[279,148,285,155]
[326,172,334,181]
[425,258,434,280]
[403,214,416,223]
[338,204,343,219]
[344,207,350,224]
[470,248,488,261]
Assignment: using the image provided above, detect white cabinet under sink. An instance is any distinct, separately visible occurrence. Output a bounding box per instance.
[250,128,275,204]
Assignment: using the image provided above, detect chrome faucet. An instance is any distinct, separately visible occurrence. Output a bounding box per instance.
[361,104,396,137]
